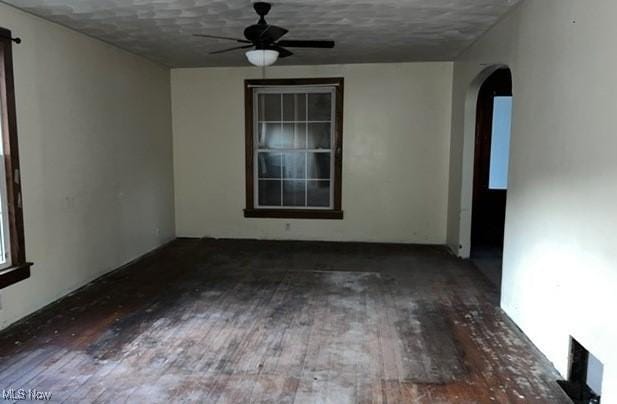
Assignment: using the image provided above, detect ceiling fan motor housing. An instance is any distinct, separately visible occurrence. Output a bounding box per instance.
[254,2,272,18]
[244,2,274,46]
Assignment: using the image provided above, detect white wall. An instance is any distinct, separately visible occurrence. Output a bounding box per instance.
[0,4,175,329]
[171,63,453,243]
[448,0,617,400]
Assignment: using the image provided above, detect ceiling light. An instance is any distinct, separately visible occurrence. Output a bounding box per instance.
[245,49,279,67]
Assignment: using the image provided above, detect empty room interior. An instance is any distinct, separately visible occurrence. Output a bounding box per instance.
[0,0,614,402]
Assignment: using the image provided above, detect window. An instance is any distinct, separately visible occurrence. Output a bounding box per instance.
[0,28,31,289]
[488,96,512,190]
[244,78,344,219]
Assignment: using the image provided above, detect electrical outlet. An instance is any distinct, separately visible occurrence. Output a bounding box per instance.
[285,223,291,231]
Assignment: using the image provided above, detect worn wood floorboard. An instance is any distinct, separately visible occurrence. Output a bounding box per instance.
[0,238,570,403]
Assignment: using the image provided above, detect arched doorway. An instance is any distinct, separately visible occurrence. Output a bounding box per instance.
[470,68,512,290]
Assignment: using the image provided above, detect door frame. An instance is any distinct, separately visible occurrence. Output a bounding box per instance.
[456,64,512,258]
[471,68,511,254]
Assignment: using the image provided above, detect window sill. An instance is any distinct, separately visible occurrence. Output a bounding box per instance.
[244,209,344,220]
[0,262,33,289]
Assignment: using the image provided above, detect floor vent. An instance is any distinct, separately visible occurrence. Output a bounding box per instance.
[557,337,602,404]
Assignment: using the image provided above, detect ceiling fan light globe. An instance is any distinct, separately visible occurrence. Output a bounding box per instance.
[246,49,279,66]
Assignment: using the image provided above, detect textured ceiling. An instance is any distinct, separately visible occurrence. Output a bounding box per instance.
[3,0,520,67]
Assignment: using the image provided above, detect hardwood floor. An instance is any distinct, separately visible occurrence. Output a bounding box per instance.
[0,238,569,403]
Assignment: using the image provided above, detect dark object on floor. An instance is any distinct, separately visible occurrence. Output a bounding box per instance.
[557,337,602,403]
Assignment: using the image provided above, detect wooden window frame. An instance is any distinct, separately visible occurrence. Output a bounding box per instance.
[244,78,344,220]
[0,28,32,289]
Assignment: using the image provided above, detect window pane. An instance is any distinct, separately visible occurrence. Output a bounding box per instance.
[298,94,307,121]
[257,152,282,179]
[308,93,331,121]
[489,96,512,190]
[257,122,277,148]
[308,153,331,179]
[283,93,307,121]
[294,123,307,149]
[0,202,5,264]
[283,152,306,179]
[258,123,294,149]
[259,93,281,121]
[259,180,281,206]
[307,180,330,207]
[307,123,331,149]
[283,180,306,207]
[252,86,339,214]
[280,123,295,148]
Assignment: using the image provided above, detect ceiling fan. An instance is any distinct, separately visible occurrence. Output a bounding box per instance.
[194,1,335,67]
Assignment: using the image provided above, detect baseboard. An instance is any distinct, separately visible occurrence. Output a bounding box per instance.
[189,235,450,249]
[0,238,176,333]
[446,243,461,257]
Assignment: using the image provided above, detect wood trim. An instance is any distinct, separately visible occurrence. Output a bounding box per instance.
[244,77,344,220]
[0,263,31,289]
[470,68,511,251]
[245,77,344,87]
[0,27,30,289]
[333,79,344,212]
[244,209,343,220]
[244,80,255,211]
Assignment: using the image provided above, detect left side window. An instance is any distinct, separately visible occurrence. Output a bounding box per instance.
[0,28,31,288]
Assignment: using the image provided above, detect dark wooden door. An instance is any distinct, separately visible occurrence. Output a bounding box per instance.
[471,69,512,253]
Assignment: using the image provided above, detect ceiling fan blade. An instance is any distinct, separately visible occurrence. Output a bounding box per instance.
[260,25,288,43]
[194,34,251,44]
[209,44,254,55]
[276,40,335,49]
[270,46,293,58]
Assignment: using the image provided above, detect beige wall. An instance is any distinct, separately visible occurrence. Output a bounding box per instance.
[448,0,616,398]
[171,63,452,243]
[0,4,175,328]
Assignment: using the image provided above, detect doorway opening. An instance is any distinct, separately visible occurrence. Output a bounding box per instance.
[470,68,512,291]
[557,337,602,403]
